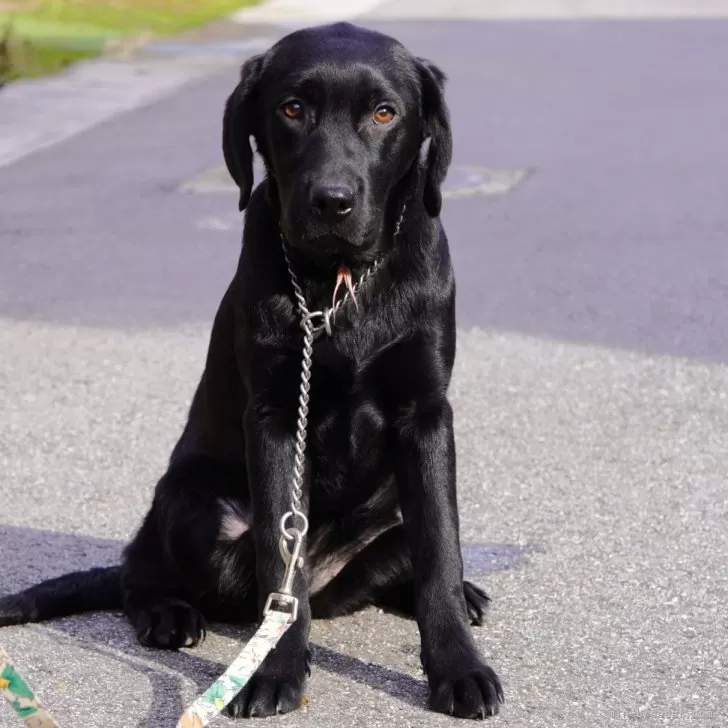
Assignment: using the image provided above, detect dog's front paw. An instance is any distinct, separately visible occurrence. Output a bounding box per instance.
[427,654,503,719]
[225,647,311,718]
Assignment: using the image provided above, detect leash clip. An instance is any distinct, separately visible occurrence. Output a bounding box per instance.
[262,592,299,623]
[262,529,304,623]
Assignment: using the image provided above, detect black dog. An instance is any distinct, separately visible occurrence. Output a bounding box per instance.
[0,23,503,720]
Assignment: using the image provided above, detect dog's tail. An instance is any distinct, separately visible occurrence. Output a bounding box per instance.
[0,566,122,626]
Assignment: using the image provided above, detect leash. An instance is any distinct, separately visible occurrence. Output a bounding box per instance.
[2,212,403,728]
[0,647,60,728]
[177,232,391,726]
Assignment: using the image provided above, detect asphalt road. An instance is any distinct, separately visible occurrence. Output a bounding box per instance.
[1,2,727,727]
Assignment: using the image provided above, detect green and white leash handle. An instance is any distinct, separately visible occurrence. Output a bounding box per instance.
[0,647,60,728]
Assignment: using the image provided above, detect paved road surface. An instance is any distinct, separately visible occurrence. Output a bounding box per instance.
[1,2,727,727]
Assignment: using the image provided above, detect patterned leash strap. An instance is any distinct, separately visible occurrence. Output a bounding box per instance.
[176,610,292,728]
[0,647,60,728]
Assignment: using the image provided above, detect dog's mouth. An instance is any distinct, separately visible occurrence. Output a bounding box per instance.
[284,231,376,265]
[305,232,359,251]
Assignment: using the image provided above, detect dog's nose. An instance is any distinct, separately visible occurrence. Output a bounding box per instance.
[310,184,355,222]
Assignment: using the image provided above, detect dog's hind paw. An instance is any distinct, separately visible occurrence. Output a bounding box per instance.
[130,599,206,650]
[464,581,491,626]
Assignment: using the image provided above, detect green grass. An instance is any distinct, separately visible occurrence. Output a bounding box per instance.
[0,28,96,82]
[0,0,257,84]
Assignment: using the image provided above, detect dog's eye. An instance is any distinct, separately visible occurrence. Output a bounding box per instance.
[282,100,304,120]
[373,105,396,125]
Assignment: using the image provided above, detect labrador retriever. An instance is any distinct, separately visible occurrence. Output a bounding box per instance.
[0,22,504,720]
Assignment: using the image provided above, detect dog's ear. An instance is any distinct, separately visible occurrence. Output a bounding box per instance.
[223,54,265,212]
[416,58,452,217]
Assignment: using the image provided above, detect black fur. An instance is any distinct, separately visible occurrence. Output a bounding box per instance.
[0,23,503,720]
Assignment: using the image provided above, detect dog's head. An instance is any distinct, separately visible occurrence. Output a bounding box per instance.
[223,23,451,263]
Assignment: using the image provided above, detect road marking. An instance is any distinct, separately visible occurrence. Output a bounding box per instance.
[185,164,532,233]
[181,163,531,198]
[442,166,531,199]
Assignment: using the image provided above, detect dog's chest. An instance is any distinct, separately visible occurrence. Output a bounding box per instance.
[304,338,392,500]
[259,328,395,507]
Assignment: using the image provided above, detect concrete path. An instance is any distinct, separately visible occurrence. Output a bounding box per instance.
[1,1,727,727]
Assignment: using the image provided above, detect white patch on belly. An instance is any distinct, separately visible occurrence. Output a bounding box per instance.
[309,515,402,594]
[218,498,250,541]
[310,555,349,594]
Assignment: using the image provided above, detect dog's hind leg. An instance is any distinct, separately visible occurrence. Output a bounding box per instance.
[377,579,491,627]
[122,455,257,649]
[310,525,490,625]
[310,525,411,618]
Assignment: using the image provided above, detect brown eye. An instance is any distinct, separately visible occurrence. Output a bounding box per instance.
[373,105,395,125]
[282,100,304,119]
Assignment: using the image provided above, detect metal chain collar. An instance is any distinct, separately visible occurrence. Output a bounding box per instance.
[265,205,406,620]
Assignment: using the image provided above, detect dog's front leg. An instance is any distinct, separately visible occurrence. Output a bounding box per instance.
[395,398,503,719]
[225,405,310,719]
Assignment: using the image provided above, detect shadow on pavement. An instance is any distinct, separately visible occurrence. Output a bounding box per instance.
[1,524,538,723]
